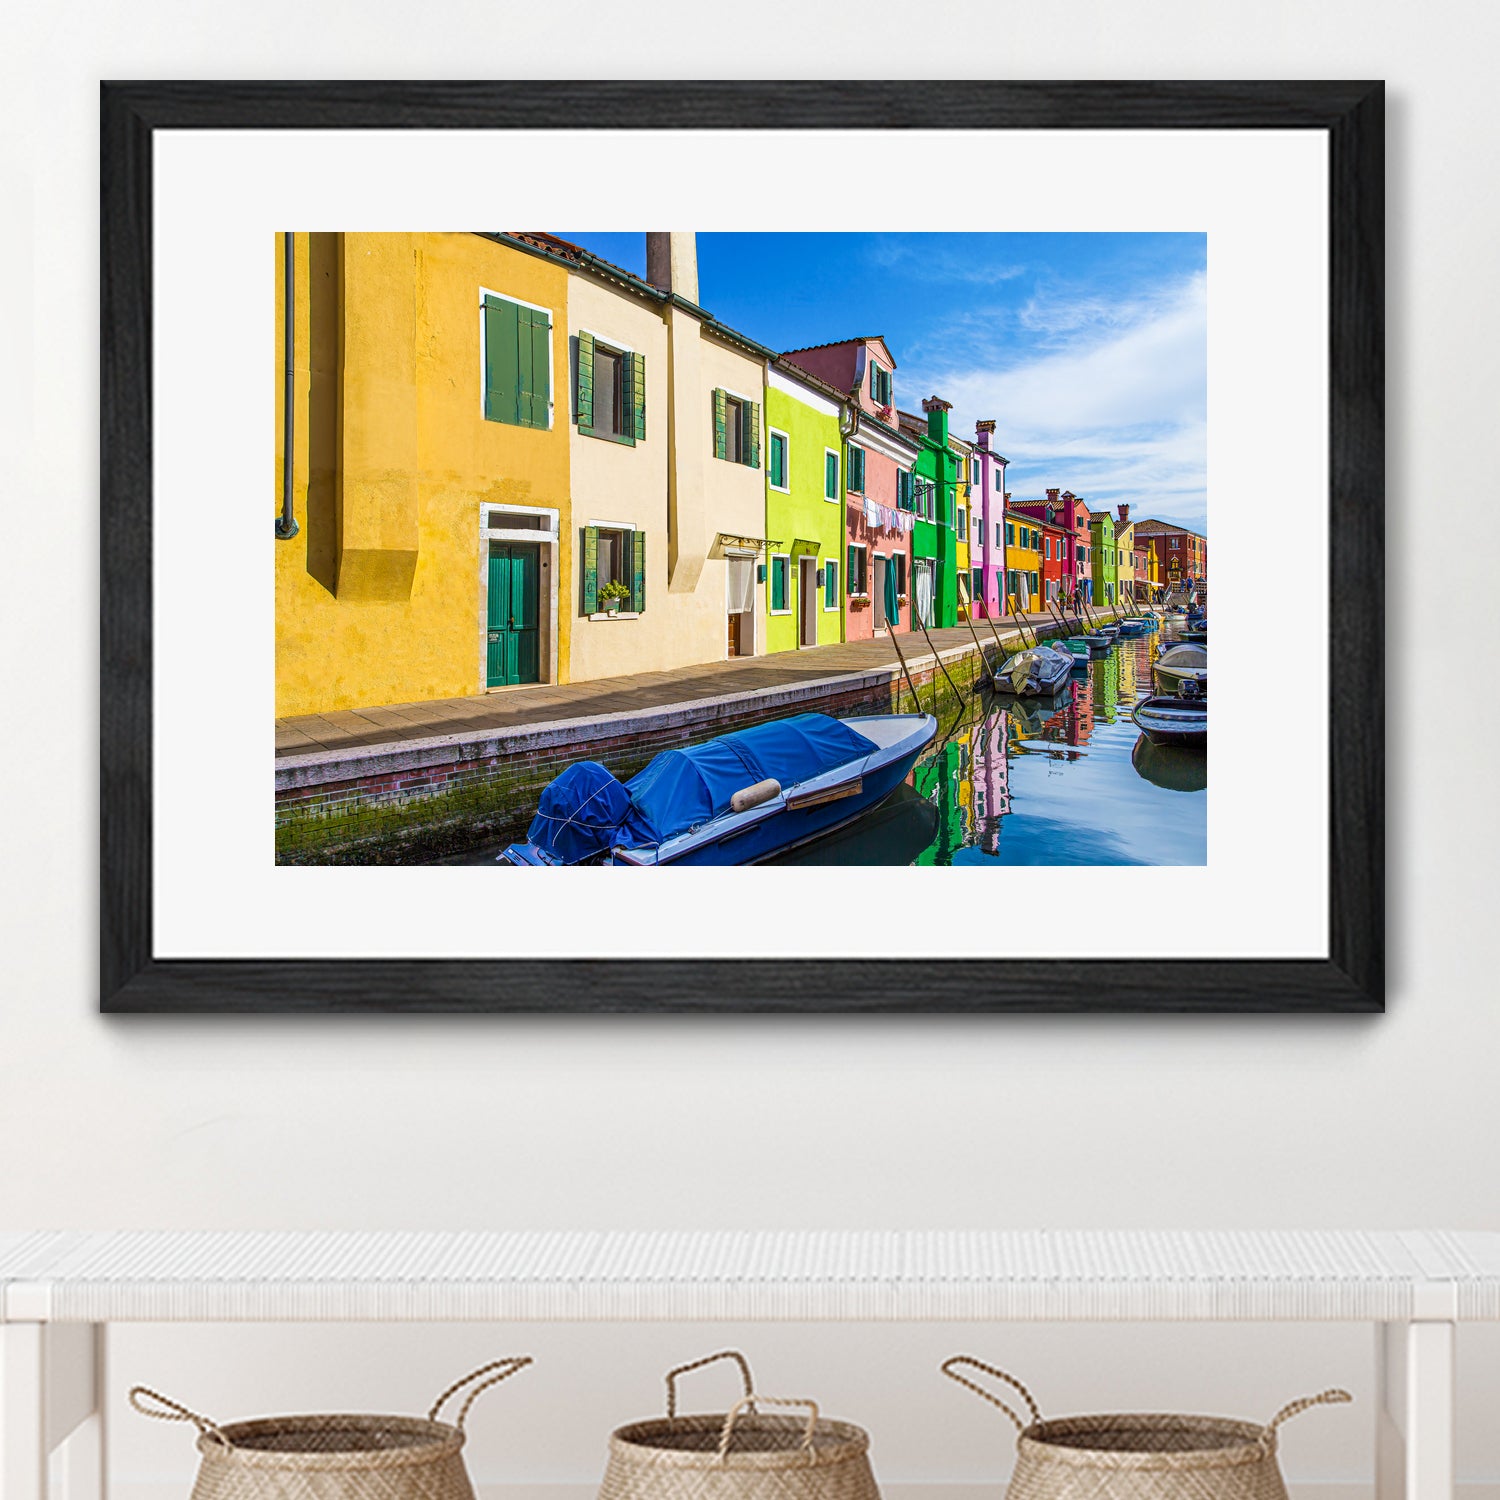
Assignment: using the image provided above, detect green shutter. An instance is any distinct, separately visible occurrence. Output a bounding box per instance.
[575,331,595,429]
[582,526,599,614]
[712,388,727,460]
[771,557,786,612]
[629,530,646,612]
[631,351,646,441]
[847,544,857,591]
[825,562,836,609]
[514,305,550,429]
[826,451,838,500]
[746,401,760,469]
[483,294,520,424]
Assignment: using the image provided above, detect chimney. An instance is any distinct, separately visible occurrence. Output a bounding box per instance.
[1046,488,1060,503]
[975,418,996,450]
[922,395,951,445]
[645,232,699,303]
[1117,503,1130,525]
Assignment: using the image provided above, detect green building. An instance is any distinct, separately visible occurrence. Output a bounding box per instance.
[763,361,847,653]
[899,397,961,629]
[1090,509,1119,608]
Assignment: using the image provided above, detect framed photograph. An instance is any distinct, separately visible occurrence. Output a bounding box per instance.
[101,81,1383,1013]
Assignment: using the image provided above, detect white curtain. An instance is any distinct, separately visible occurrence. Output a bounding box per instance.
[915,562,934,628]
[1018,573,1032,611]
[727,556,755,614]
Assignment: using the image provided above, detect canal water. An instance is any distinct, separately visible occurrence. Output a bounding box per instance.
[775,625,1205,867]
[441,623,1205,867]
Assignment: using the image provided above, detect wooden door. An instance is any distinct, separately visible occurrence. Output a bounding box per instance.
[487,543,540,687]
[799,558,817,647]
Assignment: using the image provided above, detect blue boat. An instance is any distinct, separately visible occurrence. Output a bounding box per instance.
[1115,618,1148,638]
[499,711,937,867]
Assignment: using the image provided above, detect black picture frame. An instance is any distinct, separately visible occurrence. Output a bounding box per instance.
[101,80,1384,1014]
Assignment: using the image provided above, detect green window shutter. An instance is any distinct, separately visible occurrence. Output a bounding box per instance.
[847,544,856,589]
[712,388,727,460]
[825,563,837,609]
[771,558,786,612]
[746,401,761,469]
[630,529,646,612]
[483,294,521,424]
[515,305,550,429]
[631,351,646,441]
[582,526,599,614]
[825,451,838,500]
[575,331,595,429]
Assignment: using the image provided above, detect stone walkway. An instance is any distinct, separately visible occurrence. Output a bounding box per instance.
[274,613,1078,760]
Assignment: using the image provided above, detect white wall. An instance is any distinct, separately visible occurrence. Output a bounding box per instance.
[3,0,1498,1496]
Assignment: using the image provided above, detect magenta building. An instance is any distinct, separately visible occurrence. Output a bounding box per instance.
[781,336,919,641]
[1012,487,1086,608]
[968,420,1009,618]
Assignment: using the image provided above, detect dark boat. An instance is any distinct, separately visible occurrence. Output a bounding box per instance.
[499,711,937,867]
[1133,687,1207,748]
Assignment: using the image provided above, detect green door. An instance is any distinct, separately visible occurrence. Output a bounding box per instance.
[486,543,540,687]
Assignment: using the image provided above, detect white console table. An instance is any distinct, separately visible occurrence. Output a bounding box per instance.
[4,1231,1499,1500]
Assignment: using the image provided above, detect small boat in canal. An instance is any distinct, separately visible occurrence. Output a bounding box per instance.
[1153,642,1208,695]
[1115,617,1149,638]
[1133,686,1208,748]
[993,644,1076,698]
[498,710,937,867]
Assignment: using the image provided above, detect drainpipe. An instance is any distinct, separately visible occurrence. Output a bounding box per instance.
[276,231,300,540]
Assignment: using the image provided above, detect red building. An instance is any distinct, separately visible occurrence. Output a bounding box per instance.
[1133,519,1209,603]
[781,336,919,640]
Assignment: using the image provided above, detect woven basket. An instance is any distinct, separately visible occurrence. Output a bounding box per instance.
[942,1358,1351,1500]
[129,1357,532,1500]
[598,1350,880,1500]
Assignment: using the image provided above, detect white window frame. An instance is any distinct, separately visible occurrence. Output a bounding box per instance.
[823,446,841,503]
[585,518,642,620]
[768,551,793,615]
[767,427,791,494]
[847,542,870,599]
[870,362,891,406]
[478,286,555,431]
[823,557,840,612]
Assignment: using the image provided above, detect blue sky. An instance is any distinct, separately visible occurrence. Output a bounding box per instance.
[557,232,1208,533]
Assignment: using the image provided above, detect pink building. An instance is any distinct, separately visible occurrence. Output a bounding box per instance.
[1011,488,1086,608]
[968,420,1008,618]
[781,336,919,640]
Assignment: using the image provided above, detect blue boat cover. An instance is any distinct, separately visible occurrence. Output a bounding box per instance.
[622,713,877,846]
[526,760,634,865]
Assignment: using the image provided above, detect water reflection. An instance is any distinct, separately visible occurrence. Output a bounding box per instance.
[772,631,1207,867]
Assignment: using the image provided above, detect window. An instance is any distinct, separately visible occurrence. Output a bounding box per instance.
[847,544,869,597]
[897,469,912,510]
[768,429,790,491]
[971,567,984,604]
[1031,571,1040,597]
[972,457,981,485]
[713,389,760,467]
[825,449,840,501]
[581,524,645,614]
[957,506,967,541]
[483,292,552,429]
[995,521,1003,547]
[1005,522,1015,547]
[870,363,892,406]
[769,554,791,614]
[824,558,839,610]
[575,332,644,445]
[1171,537,1181,549]
[847,443,866,493]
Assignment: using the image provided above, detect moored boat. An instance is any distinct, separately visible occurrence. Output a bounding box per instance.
[1133,689,1207,748]
[1115,618,1148,638]
[499,711,937,867]
[992,644,1075,697]
[1153,642,1208,695]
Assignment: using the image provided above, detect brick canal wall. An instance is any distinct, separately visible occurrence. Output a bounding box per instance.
[275,635,1004,865]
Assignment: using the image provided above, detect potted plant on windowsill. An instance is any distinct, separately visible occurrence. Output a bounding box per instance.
[598,580,630,615]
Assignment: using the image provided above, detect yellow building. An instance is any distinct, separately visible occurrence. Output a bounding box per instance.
[275,232,572,716]
[1115,509,1137,606]
[950,433,973,612]
[1004,509,1043,613]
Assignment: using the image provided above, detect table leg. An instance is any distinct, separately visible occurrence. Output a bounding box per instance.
[1377,1320,1455,1500]
[1,1322,47,1500]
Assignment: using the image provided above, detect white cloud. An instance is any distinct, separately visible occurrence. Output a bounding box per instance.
[902,272,1208,530]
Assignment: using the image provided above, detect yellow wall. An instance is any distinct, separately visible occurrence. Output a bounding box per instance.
[275,232,570,717]
[566,276,671,682]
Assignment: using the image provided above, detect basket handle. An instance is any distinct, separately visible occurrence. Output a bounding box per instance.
[666,1350,756,1419]
[128,1387,233,1449]
[716,1395,818,1464]
[1259,1389,1353,1450]
[428,1357,534,1430]
[940,1357,1042,1433]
